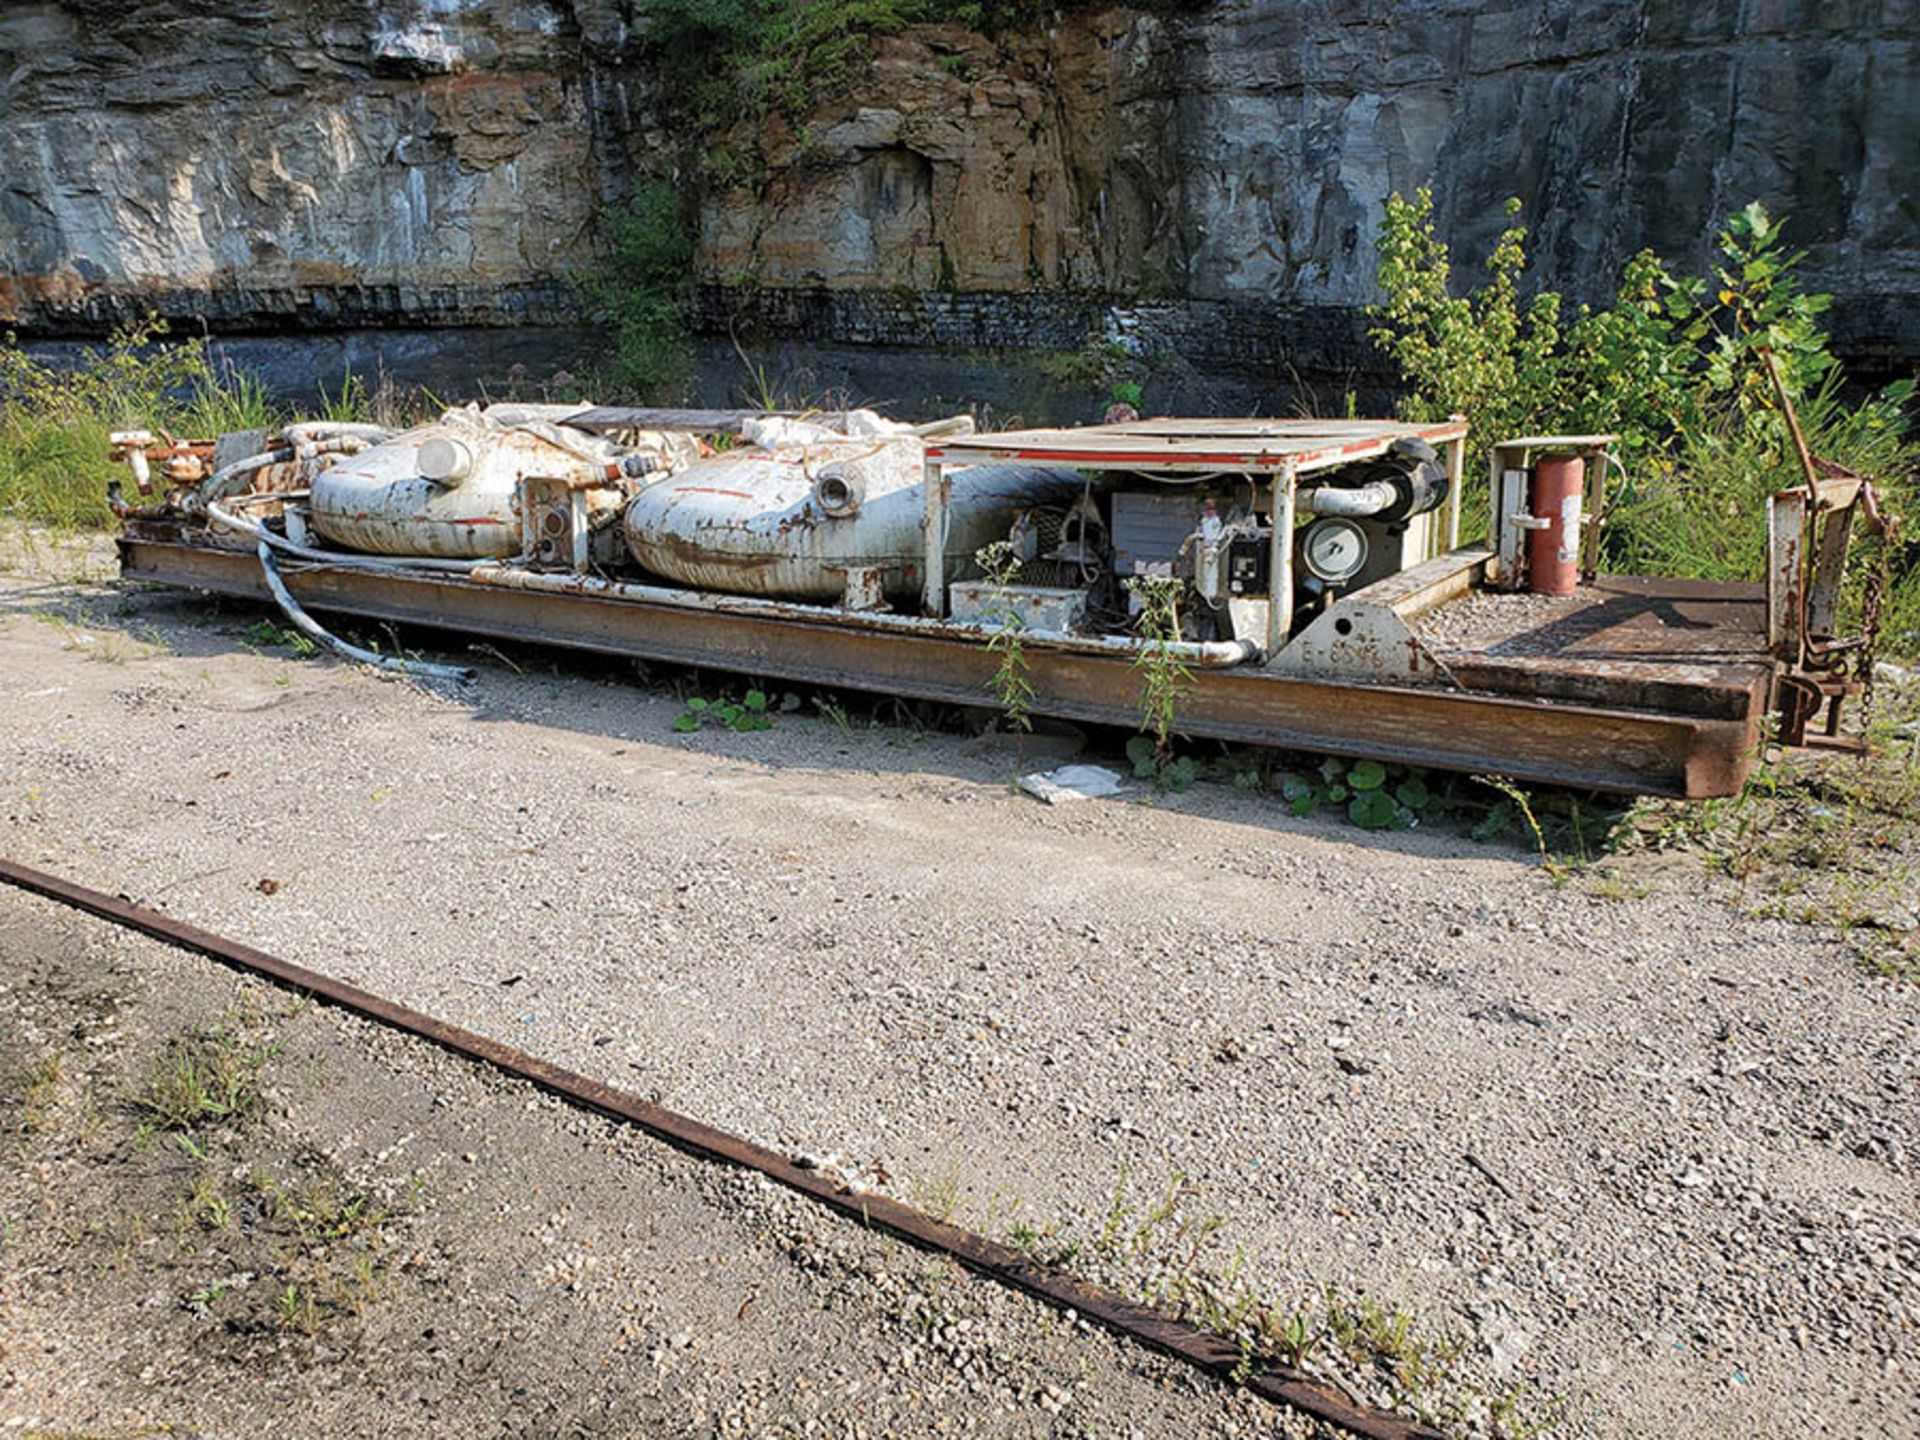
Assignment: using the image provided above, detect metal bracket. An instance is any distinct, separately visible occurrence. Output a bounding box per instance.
[1269,547,1490,679]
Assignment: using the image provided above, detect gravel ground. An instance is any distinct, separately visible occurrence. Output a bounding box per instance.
[3,534,1917,1438]
[1,888,1283,1438]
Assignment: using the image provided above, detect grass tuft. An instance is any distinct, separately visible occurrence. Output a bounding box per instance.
[130,1020,276,1132]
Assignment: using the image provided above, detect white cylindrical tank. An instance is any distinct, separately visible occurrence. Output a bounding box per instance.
[621,437,1084,602]
[307,410,680,559]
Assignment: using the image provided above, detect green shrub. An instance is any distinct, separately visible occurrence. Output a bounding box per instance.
[643,2,1206,163]
[643,0,952,140]
[0,318,271,529]
[1369,194,1917,652]
[581,181,698,401]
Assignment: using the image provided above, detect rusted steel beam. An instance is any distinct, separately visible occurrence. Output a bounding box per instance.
[0,857,1446,1440]
[118,533,1758,797]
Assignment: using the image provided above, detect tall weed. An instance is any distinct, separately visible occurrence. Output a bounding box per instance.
[0,318,268,529]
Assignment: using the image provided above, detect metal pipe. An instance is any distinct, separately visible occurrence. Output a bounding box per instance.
[256,541,475,683]
[921,454,946,615]
[909,414,977,439]
[1444,432,1466,551]
[466,562,1259,668]
[292,435,376,461]
[285,422,395,446]
[1296,480,1398,518]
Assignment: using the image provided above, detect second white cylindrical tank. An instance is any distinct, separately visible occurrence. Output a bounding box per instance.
[622,437,1085,602]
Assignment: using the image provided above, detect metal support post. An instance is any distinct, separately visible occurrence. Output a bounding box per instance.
[921,455,947,616]
[1266,461,1297,655]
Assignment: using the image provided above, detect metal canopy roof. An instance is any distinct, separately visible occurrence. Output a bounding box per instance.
[926,417,1469,476]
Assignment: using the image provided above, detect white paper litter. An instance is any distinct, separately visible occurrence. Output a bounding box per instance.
[1018,764,1126,805]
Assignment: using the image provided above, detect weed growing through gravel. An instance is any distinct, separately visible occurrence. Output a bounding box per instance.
[243,617,318,657]
[17,1053,64,1135]
[1617,677,1920,976]
[169,1152,419,1335]
[975,540,1035,736]
[130,1019,277,1132]
[672,686,796,733]
[999,1168,1559,1436]
[910,1167,964,1225]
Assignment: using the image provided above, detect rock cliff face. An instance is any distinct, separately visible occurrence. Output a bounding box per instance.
[3,1,1914,376]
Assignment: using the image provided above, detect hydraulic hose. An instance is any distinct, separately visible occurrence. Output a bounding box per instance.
[205,498,488,575]
[255,541,474,684]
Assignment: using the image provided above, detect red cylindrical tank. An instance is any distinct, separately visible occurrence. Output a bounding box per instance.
[1526,455,1585,596]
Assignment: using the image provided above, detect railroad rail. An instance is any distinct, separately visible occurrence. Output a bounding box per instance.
[0,855,1444,1440]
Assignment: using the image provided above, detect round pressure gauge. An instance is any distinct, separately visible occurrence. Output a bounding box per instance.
[1299,516,1369,584]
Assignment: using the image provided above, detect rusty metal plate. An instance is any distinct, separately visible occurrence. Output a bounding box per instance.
[928,418,1468,477]
[1417,575,1777,722]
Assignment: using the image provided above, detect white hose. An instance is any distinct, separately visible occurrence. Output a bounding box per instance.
[255,541,474,683]
[205,498,488,574]
[465,563,1260,668]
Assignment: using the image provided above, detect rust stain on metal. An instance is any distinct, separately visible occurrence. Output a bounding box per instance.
[0,857,1444,1440]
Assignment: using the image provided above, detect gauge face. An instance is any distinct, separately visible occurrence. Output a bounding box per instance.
[1300,517,1368,583]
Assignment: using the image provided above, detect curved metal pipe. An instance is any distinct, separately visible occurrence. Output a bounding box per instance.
[1297,480,1398,517]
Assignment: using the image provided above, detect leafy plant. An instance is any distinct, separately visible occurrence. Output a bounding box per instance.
[975,540,1035,733]
[1368,192,1917,652]
[673,688,776,733]
[581,181,697,400]
[1126,576,1195,784]
[1370,195,1565,466]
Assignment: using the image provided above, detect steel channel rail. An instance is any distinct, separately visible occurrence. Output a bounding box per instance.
[119,531,1757,797]
[0,856,1444,1440]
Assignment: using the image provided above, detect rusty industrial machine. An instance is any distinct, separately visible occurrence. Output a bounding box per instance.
[107,400,1891,798]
